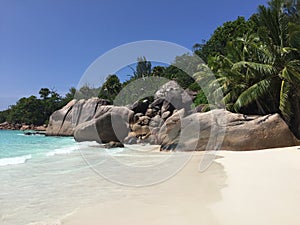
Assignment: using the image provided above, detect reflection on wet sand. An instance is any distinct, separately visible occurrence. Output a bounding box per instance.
[62,153,227,225]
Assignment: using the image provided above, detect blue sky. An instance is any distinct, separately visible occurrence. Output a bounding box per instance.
[0,0,267,110]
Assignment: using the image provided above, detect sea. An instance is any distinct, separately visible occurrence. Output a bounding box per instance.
[0,130,190,225]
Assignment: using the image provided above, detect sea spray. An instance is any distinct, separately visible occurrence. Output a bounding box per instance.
[0,154,32,166]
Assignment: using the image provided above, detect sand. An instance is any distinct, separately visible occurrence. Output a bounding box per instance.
[61,147,300,225]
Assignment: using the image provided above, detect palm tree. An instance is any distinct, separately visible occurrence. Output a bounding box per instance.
[195,0,300,137]
[238,0,300,127]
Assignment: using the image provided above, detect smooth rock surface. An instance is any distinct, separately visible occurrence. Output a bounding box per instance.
[46,98,110,136]
[46,99,77,136]
[74,106,134,143]
[159,109,300,151]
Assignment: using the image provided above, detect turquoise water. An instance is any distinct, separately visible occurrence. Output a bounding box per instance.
[0,130,111,225]
[0,130,187,225]
[0,130,76,166]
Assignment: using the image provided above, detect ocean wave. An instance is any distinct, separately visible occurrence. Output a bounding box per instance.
[46,141,125,157]
[0,154,32,166]
[46,145,80,157]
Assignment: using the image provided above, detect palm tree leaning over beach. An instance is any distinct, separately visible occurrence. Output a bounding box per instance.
[194,0,300,137]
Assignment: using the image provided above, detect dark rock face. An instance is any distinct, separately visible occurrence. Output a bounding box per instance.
[149,98,164,110]
[104,141,124,148]
[159,109,300,151]
[74,106,134,143]
[130,99,149,115]
[95,111,131,143]
[72,119,101,142]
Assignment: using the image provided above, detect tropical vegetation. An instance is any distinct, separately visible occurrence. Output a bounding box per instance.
[0,88,75,125]
[1,0,300,138]
[194,0,300,137]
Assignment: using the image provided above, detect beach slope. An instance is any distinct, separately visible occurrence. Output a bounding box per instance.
[62,147,300,225]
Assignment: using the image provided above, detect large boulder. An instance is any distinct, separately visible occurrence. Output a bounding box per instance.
[72,98,110,125]
[46,98,110,136]
[154,80,182,100]
[159,109,300,151]
[74,106,134,143]
[46,99,77,136]
[154,81,194,111]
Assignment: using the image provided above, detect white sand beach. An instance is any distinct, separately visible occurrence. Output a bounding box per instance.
[61,146,300,225]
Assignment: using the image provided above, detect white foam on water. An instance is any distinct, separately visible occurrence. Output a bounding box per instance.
[46,146,79,157]
[0,154,32,166]
[46,141,100,157]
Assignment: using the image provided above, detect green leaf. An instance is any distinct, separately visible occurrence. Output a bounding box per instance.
[233,76,276,111]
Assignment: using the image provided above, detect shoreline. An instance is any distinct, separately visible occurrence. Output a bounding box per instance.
[0,122,47,132]
[61,146,300,225]
[1,131,299,225]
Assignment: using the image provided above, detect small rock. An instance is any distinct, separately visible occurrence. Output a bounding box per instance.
[20,125,30,131]
[161,111,171,120]
[124,136,138,145]
[104,141,124,148]
[149,115,164,128]
[145,108,155,117]
[144,134,159,145]
[132,123,142,132]
[139,116,151,125]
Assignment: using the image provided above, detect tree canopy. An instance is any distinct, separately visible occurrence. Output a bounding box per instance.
[2,0,300,138]
[0,88,76,125]
[194,0,300,137]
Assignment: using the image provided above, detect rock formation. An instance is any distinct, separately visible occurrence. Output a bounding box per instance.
[122,81,195,145]
[74,106,133,143]
[45,80,300,151]
[0,122,47,131]
[159,109,300,151]
[46,98,110,136]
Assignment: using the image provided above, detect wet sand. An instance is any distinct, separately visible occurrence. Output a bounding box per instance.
[62,146,300,225]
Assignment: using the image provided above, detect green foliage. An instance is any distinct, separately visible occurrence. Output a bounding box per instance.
[124,55,203,92]
[0,109,11,123]
[159,54,202,89]
[0,88,73,125]
[188,82,201,91]
[130,56,152,79]
[7,96,45,125]
[63,87,77,105]
[151,66,166,77]
[194,16,256,62]
[115,76,168,106]
[162,65,194,89]
[39,88,51,99]
[74,84,100,100]
[4,0,300,134]
[196,0,300,137]
[193,90,208,106]
[98,74,122,102]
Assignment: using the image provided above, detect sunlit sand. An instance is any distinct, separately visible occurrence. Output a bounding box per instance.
[62,147,300,225]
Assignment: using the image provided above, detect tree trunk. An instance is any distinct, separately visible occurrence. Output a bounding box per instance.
[290,93,300,139]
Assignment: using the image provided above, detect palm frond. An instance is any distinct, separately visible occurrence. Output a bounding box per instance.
[289,23,300,49]
[279,80,292,124]
[232,61,276,77]
[233,76,276,112]
[281,66,300,84]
